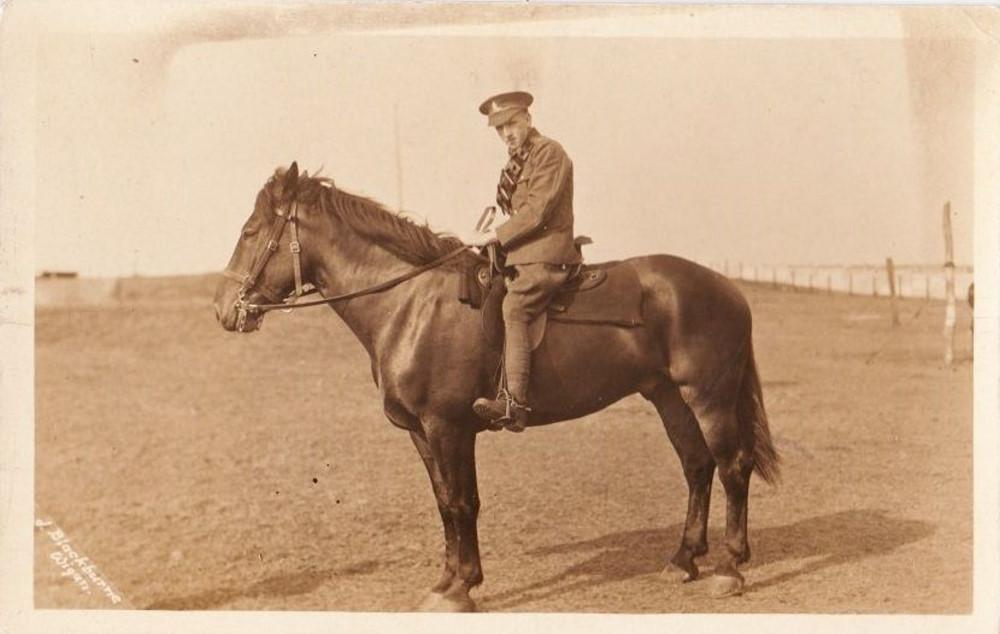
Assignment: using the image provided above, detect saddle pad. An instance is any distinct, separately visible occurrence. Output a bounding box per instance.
[473,260,644,351]
[548,263,644,326]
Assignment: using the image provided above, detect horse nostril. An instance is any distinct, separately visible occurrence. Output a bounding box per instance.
[214,303,221,321]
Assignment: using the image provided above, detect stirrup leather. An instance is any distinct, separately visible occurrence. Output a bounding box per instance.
[497,388,531,421]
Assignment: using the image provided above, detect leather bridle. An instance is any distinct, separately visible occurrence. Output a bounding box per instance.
[222,193,471,332]
[222,197,307,332]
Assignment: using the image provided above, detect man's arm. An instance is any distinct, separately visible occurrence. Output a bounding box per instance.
[495,142,571,249]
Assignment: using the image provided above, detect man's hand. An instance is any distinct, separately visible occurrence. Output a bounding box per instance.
[454,226,498,248]
[472,228,499,248]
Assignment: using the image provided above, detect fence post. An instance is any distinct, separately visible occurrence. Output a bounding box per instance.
[827,274,832,294]
[925,274,931,300]
[848,271,854,296]
[886,257,900,326]
[943,202,956,364]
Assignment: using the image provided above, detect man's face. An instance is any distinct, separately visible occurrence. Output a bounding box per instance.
[495,113,531,151]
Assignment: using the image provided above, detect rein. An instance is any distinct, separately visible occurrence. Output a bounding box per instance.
[224,192,471,329]
[243,244,469,314]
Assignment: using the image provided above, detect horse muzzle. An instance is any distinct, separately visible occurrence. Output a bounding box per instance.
[214,291,263,333]
[232,297,263,333]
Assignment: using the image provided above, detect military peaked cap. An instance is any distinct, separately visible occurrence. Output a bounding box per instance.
[478,91,534,127]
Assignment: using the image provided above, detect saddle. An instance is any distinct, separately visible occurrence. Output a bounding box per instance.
[457,238,644,351]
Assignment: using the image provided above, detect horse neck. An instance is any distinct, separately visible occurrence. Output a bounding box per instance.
[307,214,428,353]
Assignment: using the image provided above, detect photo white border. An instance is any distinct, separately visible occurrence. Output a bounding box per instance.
[1,3,997,633]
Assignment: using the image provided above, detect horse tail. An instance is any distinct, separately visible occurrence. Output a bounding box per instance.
[739,338,781,485]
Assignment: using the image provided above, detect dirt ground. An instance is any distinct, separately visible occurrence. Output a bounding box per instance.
[34,275,973,613]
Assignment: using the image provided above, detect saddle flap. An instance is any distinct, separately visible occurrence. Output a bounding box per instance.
[457,263,494,308]
[480,272,506,349]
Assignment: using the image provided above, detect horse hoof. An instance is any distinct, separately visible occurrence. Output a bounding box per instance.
[663,550,700,583]
[708,574,744,598]
[417,591,476,612]
[418,592,444,611]
[662,562,699,583]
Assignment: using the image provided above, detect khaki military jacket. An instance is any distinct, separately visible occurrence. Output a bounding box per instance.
[495,129,582,266]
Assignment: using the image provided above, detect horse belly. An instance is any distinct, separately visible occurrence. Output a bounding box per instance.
[527,322,661,424]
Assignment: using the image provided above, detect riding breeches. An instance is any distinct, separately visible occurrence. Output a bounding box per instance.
[502,263,572,403]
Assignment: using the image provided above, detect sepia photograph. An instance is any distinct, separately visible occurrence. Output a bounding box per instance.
[1,2,998,633]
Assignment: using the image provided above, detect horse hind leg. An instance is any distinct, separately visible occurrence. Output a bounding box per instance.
[689,398,754,598]
[642,379,715,583]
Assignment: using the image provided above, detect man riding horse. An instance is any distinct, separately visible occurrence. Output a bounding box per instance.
[471,91,582,432]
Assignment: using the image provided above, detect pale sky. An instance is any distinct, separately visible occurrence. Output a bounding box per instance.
[14,4,984,277]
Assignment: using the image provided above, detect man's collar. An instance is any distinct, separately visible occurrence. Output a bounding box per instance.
[508,128,540,157]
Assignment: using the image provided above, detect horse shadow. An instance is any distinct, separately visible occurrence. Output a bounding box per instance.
[144,559,385,610]
[479,509,935,610]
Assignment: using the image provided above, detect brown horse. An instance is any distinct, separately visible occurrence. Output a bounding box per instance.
[213,163,780,611]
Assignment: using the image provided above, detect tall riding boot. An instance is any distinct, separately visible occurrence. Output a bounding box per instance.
[472,319,532,432]
[502,320,531,431]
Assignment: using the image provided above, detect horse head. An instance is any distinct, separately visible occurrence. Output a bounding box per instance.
[214,161,320,332]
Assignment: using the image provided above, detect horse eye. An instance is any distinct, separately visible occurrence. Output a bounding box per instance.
[242,226,259,238]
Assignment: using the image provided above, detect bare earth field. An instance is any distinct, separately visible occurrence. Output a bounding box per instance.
[34,276,973,613]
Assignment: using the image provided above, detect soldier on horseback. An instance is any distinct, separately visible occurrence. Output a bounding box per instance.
[471,91,582,432]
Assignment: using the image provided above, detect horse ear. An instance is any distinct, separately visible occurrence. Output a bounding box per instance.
[285,162,299,191]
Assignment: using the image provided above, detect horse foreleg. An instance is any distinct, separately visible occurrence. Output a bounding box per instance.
[644,380,715,582]
[415,419,482,612]
[409,430,459,597]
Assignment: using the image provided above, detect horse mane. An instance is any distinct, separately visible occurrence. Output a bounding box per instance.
[270,169,476,269]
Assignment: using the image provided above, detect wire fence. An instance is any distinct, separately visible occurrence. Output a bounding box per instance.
[708,262,974,302]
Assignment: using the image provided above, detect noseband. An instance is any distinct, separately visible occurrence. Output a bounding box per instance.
[222,198,307,332]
